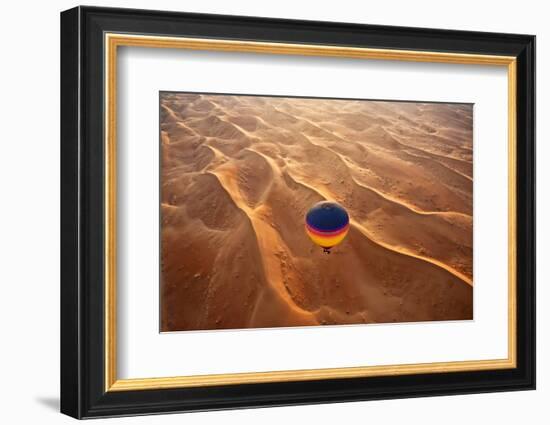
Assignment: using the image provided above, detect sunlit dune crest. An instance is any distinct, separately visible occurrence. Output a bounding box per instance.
[160,93,473,332]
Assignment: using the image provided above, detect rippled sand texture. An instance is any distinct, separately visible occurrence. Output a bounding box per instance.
[160,93,473,332]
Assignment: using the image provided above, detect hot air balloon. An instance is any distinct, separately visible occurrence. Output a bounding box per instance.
[305,201,350,253]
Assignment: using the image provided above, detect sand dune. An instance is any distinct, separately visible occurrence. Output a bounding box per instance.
[160,93,473,331]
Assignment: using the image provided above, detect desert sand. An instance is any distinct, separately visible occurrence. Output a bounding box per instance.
[160,93,473,332]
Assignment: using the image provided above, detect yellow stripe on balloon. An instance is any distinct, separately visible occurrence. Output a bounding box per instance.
[305,227,349,248]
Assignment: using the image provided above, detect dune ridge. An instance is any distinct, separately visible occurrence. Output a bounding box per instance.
[160,93,473,331]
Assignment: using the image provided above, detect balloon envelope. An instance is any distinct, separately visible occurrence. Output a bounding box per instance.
[305,201,349,250]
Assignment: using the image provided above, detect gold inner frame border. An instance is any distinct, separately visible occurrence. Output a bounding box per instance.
[104,33,517,392]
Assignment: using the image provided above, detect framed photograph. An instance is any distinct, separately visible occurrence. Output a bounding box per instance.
[60,6,535,419]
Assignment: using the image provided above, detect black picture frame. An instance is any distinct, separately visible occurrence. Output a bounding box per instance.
[61,5,535,419]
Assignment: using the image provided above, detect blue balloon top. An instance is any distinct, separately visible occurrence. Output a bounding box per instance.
[305,201,349,232]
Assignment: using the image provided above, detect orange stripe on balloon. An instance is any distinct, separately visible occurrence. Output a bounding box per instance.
[305,226,349,248]
[305,223,349,237]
